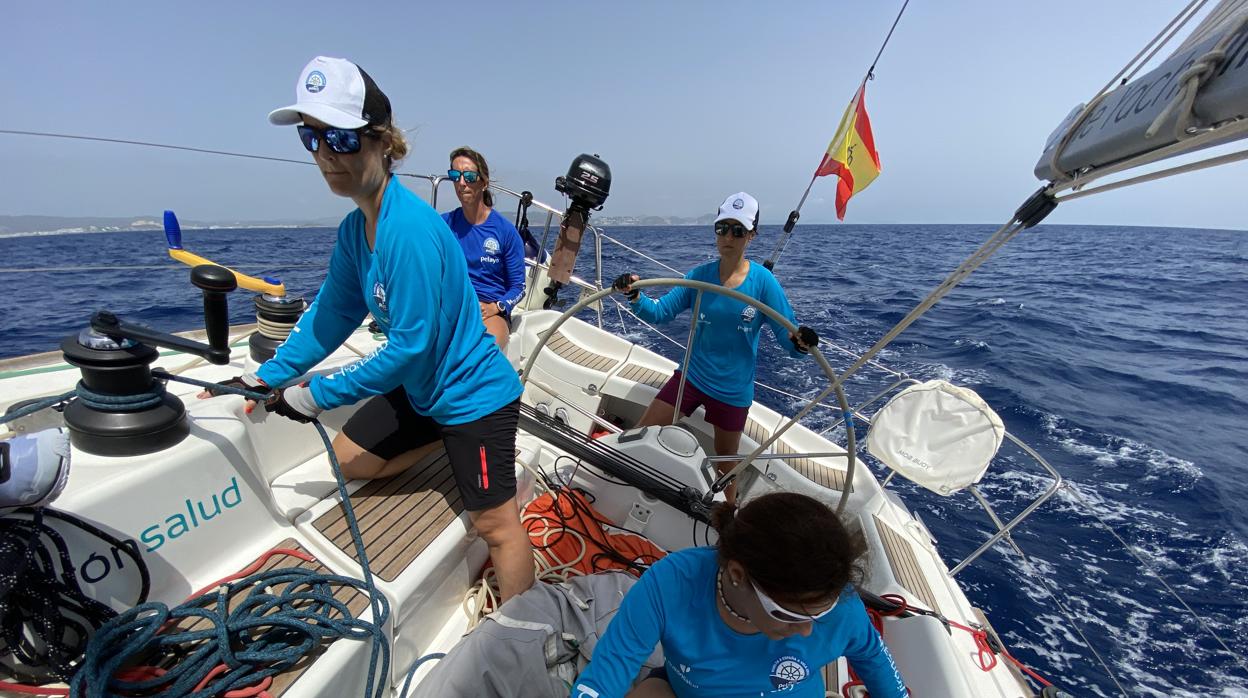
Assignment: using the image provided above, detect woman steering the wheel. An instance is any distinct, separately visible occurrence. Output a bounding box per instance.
[613,192,819,502]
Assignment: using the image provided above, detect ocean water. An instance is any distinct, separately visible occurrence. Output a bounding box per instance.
[1,221,1245,696]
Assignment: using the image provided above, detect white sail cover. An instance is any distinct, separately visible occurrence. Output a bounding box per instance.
[866,380,1004,496]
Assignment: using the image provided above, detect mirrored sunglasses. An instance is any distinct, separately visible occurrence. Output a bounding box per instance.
[447,169,481,183]
[715,220,750,238]
[297,125,366,154]
[751,579,837,624]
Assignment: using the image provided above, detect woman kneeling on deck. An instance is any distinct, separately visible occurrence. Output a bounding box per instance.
[612,192,819,503]
[571,492,907,697]
[204,56,533,601]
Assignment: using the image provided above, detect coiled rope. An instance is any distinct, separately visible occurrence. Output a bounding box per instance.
[0,508,150,688]
[1,377,392,698]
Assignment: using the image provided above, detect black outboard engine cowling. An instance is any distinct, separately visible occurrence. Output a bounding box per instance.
[554,153,611,212]
[545,154,612,306]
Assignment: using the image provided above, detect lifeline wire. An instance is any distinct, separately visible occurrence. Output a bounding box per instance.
[1061,482,1247,673]
[0,129,434,182]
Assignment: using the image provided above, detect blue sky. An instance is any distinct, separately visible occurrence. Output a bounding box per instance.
[3,1,1244,229]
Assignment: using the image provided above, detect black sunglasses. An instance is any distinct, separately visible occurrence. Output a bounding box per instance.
[447,169,481,183]
[715,221,751,238]
[297,125,373,154]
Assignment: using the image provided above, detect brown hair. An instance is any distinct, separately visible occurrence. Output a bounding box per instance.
[374,123,409,173]
[449,145,494,207]
[712,492,867,604]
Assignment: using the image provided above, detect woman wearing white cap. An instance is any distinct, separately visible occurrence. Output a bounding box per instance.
[206,56,534,601]
[612,193,819,503]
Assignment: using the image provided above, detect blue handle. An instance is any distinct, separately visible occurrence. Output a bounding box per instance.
[163,210,183,249]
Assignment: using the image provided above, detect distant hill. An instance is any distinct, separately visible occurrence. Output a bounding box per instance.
[0,214,341,236]
[0,212,719,235]
[593,213,717,226]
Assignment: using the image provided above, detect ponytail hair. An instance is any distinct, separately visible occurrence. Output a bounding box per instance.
[712,492,867,603]
[374,122,409,173]
[449,145,494,207]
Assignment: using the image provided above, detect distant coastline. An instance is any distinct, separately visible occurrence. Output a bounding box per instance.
[2,214,1243,238]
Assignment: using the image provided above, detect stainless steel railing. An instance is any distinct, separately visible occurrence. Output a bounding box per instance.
[408,168,1062,574]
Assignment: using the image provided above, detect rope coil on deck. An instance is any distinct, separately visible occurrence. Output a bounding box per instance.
[1,376,393,698]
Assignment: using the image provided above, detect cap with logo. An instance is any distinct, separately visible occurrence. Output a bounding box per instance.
[715,192,760,229]
[268,56,392,129]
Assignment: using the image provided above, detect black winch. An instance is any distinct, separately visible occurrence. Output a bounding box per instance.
[60,264,237,457]
[248,293,306,363]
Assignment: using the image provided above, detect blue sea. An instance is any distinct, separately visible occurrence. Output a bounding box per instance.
[1,220,1245,696]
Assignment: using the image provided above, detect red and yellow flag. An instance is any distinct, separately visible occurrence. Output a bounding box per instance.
[814,83,881,220]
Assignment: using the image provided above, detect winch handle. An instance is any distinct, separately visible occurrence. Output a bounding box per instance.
[163,210,286,297]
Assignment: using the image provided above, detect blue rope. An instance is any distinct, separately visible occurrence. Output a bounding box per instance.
[399,653,446,698]
[1,371,273,430]
[73,381,165,412]
[58,374,394,698]
[1,390,75,425]
[150,370,270,402]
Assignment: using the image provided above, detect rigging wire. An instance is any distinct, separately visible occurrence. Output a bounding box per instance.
[765,0,912,269]
[866,0,911,80]
[993,526,1131,697]
[0,129,433,181]
[1061,482,1247,673]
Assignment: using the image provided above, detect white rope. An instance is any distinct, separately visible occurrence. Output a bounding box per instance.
[1046,0,1212,182]
[1054,143,1248,203]
[164,328,256,376]
[1175,0,1248,53]
[1048,116,1248,197]
[1146,11,1248,140]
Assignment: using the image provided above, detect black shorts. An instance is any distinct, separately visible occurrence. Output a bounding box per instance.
[341,388,520,511]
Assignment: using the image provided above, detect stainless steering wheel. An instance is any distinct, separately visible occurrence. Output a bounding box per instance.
[520,278,858,513]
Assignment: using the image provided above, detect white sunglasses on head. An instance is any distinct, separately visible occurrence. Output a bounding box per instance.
[750,578,838,624]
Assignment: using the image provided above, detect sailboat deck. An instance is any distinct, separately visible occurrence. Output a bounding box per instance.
[168,539,369,697]
[313,446,464,582]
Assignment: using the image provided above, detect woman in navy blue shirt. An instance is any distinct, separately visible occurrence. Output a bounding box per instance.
[442,146,526,349]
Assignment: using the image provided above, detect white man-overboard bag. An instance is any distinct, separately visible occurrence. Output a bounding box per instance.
[866,380,1004,496]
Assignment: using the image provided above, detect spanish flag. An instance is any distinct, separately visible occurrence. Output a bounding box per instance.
[815,83,881,220]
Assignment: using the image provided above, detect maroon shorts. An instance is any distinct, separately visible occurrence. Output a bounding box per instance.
[654,371,749,432]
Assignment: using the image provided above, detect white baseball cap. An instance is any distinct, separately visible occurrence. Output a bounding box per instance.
[715,192,760,229]
[268,56,392,129]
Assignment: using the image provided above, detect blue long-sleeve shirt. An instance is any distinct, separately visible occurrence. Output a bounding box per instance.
[256,175,521,425]
[442,208,527,314]
[571,547,907,698]
[631,260,804,407]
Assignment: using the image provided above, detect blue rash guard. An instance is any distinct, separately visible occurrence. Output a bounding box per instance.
[256,175,521,425]
[571,547,907,698]
[631,260,804,407]
[442,208,526,315]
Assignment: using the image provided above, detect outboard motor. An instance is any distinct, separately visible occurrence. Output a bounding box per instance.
[543,154,611,309]
[60,264,237,456]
